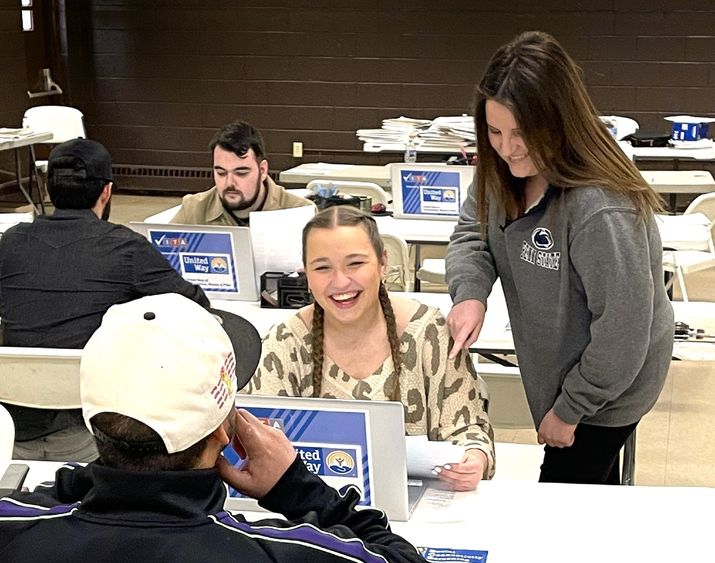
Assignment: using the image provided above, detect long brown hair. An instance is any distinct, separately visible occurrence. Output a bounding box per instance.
[474,31,662,226]
[302,206,402,400]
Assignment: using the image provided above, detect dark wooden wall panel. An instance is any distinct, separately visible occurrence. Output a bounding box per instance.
[26,1,715,192]
[0,4,28,187]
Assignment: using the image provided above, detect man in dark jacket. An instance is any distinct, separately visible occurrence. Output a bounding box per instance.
[0,138,208,461]
[0,294,423,563]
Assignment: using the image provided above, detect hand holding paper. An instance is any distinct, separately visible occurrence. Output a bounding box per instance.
[407,435,488,490]
[406,435,464,479]
[435,449,487,492]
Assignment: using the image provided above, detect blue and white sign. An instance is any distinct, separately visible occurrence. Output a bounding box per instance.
[148,229,238,293]
[419,547,489,562]
[400,170,461,216]
[224,407,373,506]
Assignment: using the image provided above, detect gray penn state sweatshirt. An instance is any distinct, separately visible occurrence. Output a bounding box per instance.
[446,183,673,428]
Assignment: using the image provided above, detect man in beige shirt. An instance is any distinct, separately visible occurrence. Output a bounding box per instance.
[171,121,313,227]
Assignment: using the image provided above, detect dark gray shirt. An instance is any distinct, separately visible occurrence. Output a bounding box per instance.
[447,184,673,428]
[0,208,209,439]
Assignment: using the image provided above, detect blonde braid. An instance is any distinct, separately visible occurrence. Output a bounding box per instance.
[378,283,402,401]
[310,303,325,397]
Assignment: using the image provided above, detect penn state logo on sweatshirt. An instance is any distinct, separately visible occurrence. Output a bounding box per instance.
[531,227,554,250]
[520,227,560,270]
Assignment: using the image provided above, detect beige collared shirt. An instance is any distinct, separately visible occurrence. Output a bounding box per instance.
[171,177,314,226]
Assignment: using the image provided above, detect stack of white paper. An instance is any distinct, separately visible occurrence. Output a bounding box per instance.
[382,116,430,131]
[427,116,475,142]
[357,115,475,152]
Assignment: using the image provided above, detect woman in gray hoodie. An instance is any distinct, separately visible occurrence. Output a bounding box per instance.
[445,31,673,485]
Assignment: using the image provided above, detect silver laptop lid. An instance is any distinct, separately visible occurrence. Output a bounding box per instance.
[390,163,474,221]
[225,394,410,521]
[129,222,259,301]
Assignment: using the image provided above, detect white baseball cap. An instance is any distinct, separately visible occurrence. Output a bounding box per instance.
[80,293,260,454]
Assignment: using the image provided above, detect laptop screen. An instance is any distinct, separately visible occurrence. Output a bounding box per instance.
[390,163,474,221]
[129,222,259,301]
[225,394,412,521]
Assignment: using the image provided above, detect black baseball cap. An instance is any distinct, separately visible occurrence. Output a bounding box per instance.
[208,307,262,389]
[48,138,113,182]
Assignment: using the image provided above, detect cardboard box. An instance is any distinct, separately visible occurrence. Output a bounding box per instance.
[665,115,715,142]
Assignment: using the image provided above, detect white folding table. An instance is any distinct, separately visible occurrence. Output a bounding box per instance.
[6,459,713,563]
[279,163,391,189]
[0,131,53,214]
[640,169,715,211]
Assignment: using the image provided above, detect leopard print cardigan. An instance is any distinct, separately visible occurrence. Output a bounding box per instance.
[245,303,495,478]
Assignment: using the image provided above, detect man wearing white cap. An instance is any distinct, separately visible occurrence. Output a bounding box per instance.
[0,294,422,563]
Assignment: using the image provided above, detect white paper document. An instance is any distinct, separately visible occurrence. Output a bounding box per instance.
[249,206,316,279]
[669,139,714,150]
[409,486,475,523]
[292,163,353,175]
[406,435,465,479]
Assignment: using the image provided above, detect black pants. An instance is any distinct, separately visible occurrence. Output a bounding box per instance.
[539,421,639,485]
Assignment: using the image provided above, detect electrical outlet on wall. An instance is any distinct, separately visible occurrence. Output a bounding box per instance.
[292,142,303,158]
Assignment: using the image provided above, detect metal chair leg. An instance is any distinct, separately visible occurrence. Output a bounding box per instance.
[621,429,637,486]
[27,145,46,214]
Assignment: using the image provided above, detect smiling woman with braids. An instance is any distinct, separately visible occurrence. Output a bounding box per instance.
[246,206,494,491]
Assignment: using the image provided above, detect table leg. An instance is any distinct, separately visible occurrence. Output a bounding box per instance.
[664,271,674,300]
[413,243,422,292]
[476,351,518,367]
[28,145,45,214]
[14,147,40,215]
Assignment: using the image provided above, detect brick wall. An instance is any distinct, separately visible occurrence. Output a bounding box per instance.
[54,1,715,192]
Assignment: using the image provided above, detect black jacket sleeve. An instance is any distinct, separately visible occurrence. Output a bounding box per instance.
[249,458,425,563]
[0,464,89,550]
[131,237,210,308]
[2,463,93,508]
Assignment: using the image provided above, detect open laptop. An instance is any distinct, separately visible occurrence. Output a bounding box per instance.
[129,222,259,301]
[225,394,422,521]
[390,163,474,220]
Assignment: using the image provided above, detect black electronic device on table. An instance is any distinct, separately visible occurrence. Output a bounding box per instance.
[622,131,671,148]
[307,193,362,210]
[260,272,313,309]
[674,321,715,342]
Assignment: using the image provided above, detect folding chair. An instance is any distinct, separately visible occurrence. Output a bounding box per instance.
[380,233,412,292]
[0,404,15,462]
[415,258,445,291]
[684,192,715,224]
[22,105,86,206]
[0,347,82,409]
[658,210,715,301]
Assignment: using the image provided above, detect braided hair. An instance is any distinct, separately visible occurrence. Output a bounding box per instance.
[303,206,402,400]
